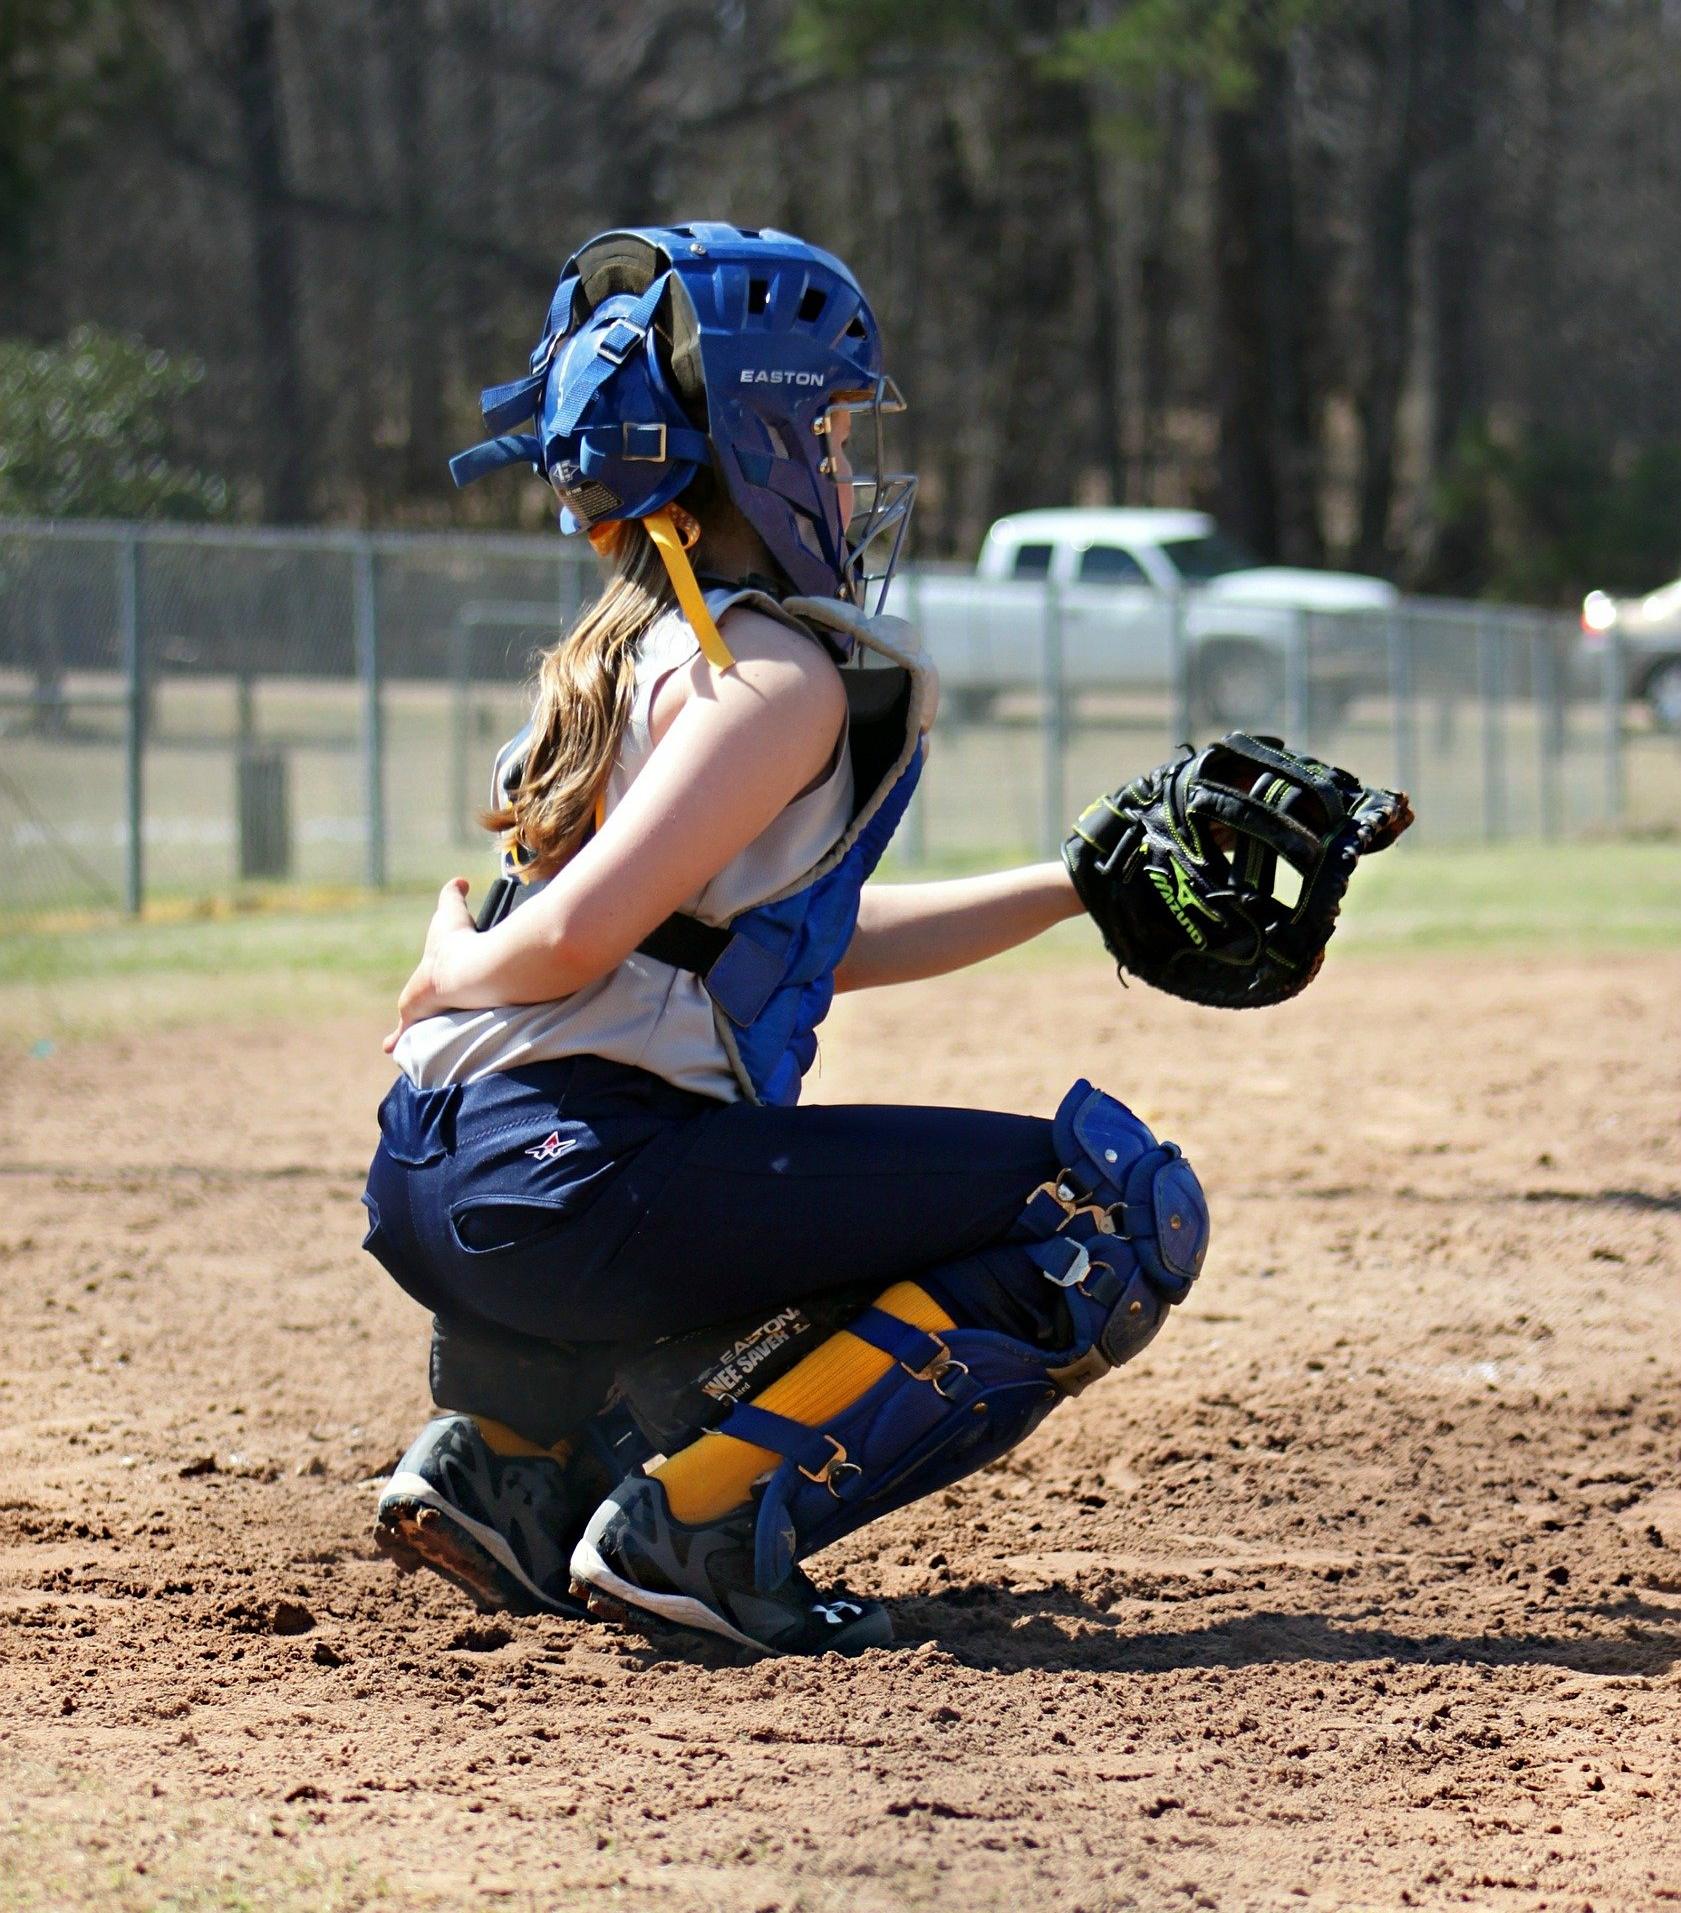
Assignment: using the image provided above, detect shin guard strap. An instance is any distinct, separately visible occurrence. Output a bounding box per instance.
[716,1401,863,1496]
[846,1308,946,1371]
[844,1307,978,1402]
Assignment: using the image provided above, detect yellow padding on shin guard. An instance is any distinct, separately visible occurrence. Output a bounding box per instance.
[653,1283,955,1525]
[471,1416,572,1464]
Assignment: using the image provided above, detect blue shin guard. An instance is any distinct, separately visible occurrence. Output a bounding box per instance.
[712,1080,1211,1589]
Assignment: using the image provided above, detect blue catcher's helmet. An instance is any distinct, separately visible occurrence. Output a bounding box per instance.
[450,222,915,608]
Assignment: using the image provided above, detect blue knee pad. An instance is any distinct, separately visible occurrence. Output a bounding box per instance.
[714,1079,1210,1588]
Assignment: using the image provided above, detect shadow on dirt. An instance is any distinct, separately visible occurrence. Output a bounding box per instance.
[542,1587,1681,1678]
[1513,1187,1681,1215]
[895,1585,1681,1678]
[1287,1183,1681,1215]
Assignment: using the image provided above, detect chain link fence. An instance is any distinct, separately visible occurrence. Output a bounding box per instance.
[3,518,1675,928]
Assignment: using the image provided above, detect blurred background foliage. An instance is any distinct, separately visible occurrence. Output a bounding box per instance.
[0,326,230,519]
[3,0,1678,601]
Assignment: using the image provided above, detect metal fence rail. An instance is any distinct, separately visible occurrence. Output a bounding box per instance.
[2,517,1673,927]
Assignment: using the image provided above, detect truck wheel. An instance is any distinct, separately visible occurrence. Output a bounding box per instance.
[1312,680,1359,730]
[1192,641,1285,734]
[1642,656,1681,731]
[945,686,1000,724]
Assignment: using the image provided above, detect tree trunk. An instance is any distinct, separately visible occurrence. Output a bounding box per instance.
[1422,0,1486,589]
[230,0,309,521]
[1525,0,1581,419]
[985,59,1093,528]
[1075,86,1126,502]
[1353,0,1423,573]
[383,0,444,500]
[1211,44,1322,563]
[1137,75,1186,504]
[455,0,501,379]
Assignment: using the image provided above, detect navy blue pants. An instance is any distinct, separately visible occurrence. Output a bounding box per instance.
[362,1054,1059,1348]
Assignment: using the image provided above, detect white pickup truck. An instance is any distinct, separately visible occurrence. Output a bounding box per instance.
[1581,578,1681,728]
[889,507,1399,726]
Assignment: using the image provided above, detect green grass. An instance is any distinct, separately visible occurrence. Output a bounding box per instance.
[2,841,1676,1054]
[0,891,437,988]
[1328,835,1681,951]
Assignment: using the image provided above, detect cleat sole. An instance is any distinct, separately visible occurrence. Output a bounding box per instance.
[570,1532,769,1654]
[374,1485,587,1621]
[569,1537,890,1659]
[575,1579,632,1626]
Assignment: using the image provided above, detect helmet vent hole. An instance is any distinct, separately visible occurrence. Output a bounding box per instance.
[844,315,867,339]
[764,422,792,460]
[747,277,770,315]
[797,286,827,325]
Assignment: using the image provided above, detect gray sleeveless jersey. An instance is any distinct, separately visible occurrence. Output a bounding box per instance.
[392,600,854,1100]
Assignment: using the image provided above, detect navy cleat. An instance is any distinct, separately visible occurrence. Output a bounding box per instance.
[375,1414,594,1618]
[569,1473,892,1658]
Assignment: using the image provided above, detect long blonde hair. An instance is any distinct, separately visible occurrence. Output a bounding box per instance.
[483,519,675,875]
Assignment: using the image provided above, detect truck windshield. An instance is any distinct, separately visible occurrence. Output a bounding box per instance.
[1159,533,1257,582]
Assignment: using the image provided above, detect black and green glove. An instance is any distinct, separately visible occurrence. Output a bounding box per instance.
[1063,732,1414,1009]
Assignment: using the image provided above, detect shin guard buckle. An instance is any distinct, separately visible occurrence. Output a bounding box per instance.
[1029,1175,1115,1236]
[900,1335,970,1401]
[1038,1237,1094,1292]
[799,1435,863,1498]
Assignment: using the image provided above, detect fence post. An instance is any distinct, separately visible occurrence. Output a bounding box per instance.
[450,617,474,848]
[1167,582,1192,749]
[1535,616,1564,841]
[1477,607,1505,840]
[1040,576,1067,858]
[1601,627,1626,828]
[354,539,387,889]
[1387,604,1417,801]
[563,547,590,626]
[1286,608,1310,743]
[119,533,144,917]
[235,671,256,750]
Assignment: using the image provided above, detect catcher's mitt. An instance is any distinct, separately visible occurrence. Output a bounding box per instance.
[1063,732,1413,1009]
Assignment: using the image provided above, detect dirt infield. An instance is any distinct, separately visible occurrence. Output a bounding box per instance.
[2,951,1678,1910]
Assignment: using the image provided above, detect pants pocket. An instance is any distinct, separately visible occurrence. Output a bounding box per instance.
[376,1080,461,1167]
[360,1190,381,1250]
[448,1196,577,1257]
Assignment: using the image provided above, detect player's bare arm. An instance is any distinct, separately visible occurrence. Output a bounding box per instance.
[833,861,1083,992]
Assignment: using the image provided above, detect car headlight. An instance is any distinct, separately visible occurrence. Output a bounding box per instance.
[1581,589,1618,635]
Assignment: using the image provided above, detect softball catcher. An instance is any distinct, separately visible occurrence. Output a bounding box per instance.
[365,222,1407,1656]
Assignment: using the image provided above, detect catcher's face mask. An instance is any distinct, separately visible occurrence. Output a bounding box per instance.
[815,376,916,614]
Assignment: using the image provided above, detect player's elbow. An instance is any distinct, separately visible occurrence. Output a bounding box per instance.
[496,891,601,1000]
[830,924,885,994]
[540,920,610,998]
[534,894,642,998]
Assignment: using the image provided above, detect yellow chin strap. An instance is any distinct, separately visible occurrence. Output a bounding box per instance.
[579,506,734,841]
[640,506,736,671]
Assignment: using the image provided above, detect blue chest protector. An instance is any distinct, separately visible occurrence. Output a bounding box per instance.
[478,588,935,1107]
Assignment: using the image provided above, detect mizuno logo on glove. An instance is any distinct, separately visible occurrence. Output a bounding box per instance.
[1148,859,1221,945]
